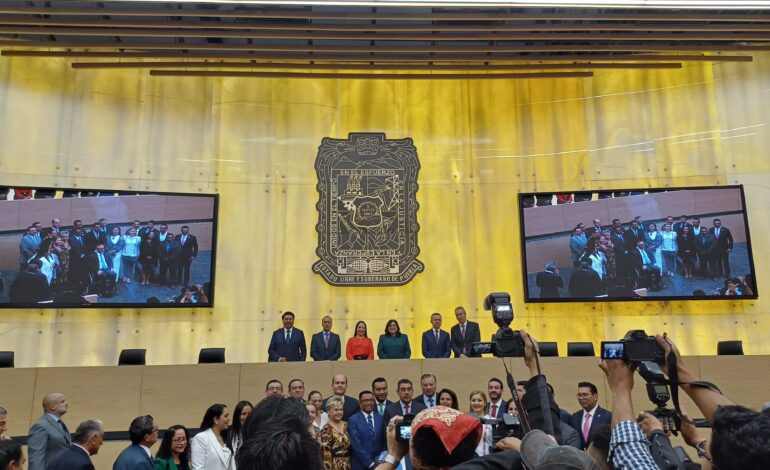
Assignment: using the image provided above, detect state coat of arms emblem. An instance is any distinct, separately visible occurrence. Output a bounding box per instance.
[313,133,424,286]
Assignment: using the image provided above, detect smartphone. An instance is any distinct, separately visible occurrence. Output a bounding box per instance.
[601,341,625,360]
[395,423,412,441]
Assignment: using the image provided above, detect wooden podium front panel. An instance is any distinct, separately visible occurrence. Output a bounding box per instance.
[0,368,37,435]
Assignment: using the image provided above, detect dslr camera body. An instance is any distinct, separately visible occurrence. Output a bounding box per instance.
[601,329,665,363]
[472,292,525,358]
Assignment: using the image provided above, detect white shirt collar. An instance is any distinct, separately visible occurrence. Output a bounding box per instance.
[140,444,152,458]
[583,404,599,417]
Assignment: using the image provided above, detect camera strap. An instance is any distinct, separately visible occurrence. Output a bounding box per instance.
[663,336,723,424]
[502,358,531,434]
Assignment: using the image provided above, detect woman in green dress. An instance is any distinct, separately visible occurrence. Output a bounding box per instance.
[154,425,191,470]
[377,319,411,359]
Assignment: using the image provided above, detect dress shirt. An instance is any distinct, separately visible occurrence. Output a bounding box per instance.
[609,420,658,469]
[400,401,412,415]
[581,404,598,434]
[375,401,387,416]
[140,445,153,459]
[285,328,293,341]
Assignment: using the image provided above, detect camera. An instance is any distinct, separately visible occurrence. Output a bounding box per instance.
[601,330,665,363]
[395,415,414,442]
[637,361,682,433]
[472,413,520,451]
[472,292,525,358]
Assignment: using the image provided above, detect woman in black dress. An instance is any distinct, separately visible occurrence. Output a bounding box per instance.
[140,231,159,285]
[677,226,697,279]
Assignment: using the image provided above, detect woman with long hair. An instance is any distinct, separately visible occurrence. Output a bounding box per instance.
[139,231,159,286]
[678,226,697,279]
[468,391,493,457]
[227,400,253,457]
[190,404,232,470]
[121,227,141,283]
[308,390,329,436]
[376,319,411,359]
[154,425,191,470]
[345,321,374,360]
[106,226,125,283]
[660,223,678,277]
[437,388,459,410]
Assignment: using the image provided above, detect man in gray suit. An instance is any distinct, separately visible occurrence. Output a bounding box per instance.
[19,225,40,269]
[450,307,481,358]
[28,392,72,470]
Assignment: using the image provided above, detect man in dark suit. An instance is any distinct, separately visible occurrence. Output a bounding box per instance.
[487,378,507,419]
[310,315,341,361]
[413,374,438,408]
[138,220,159,241]
[585,218,604,239]
[630,240,662,280]
[9,263,51,303]
[158,232,182,287]
[87,244,118,280]
[18,225,39,269]
[623,220,644,252]
[421,313,451,358]
[177,225,198,287]
[673,215,694,237]
[41,218,62,240]
[383,379,427,423]
[84,222,106,253]
[322,374,360,421]
[710,218,734,278]
[696,226,717,279]
[348,391,386,470]
[113,415,158,470]
[568,261,603,298]
[267,311,307,362]
[49,419,104,470]
[535,262,563,298]
[570,382,612,450]
[27,392,72,470]
[68,227,88,293]
[371,377,393,417]
[450,306,481,358]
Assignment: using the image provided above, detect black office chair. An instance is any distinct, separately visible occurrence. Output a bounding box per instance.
[717,340,744,356]
[567,342,595,357]
[538,342,559,357]
[118,349,146,366]
[199,348,225,364]
[0,351,14,368]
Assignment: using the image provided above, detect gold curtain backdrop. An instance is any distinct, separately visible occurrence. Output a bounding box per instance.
[0,53,769,367]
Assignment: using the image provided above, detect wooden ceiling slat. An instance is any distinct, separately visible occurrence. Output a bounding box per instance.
[0,5,769,22]
[69,60,683,70]
[1,25,770,41]
[147,70,594,79]
[2,16,770,32]
[1,39,767,53]
[2,50,752,62]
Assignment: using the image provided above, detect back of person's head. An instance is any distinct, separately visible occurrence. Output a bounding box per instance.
[711,405,770,469]
[586,424,613,470]
[236,415,321,470]
[129,415,154,445]
[410,406,481,468]
[72,419,103,445]
[243,396,307,441]
[0,440,23,470]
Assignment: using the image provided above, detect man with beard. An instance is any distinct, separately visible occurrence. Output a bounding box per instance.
[28,393,72,470]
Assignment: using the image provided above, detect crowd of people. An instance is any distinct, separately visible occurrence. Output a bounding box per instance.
[265,308,482,362]
[534,215,754,298]
[1,331,767,470]
[9,217,203,304]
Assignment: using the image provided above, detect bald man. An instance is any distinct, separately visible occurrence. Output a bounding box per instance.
[322,374,360,421]
[28,392,72,470]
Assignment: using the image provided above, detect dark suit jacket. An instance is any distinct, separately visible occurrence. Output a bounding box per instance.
[138,227,160,241]
[568,268,602,297]
[310,331,341,361]
[49,445,94,470]
[348,411,386,470]
[535,270,563,298]
[421,329,451,358]
[322,395,360,421]
[27,413,72,470]
[382,400,427,424]
[267,328,307,361]
[450,321,481,358]
[487,400,508,419]
[87,251,114,275]
[709,226,734,252]
[413,394,439,408]
[178,234,198,259]
[630,247,656,271]
[159,240,182,262]
[9,271,51,303]
[112,444,155,470]
[623,228,644,251]
[673,222,694,236]
[570,406,612,449]
[84,229,107,252]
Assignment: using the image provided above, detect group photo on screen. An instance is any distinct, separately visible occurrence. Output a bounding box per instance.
[0,187,217,307]
[520,186,758,301]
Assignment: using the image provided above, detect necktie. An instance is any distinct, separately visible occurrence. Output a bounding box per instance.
[461,324,467,354]
[435,330,440,345]
[98,253,107,269]
[640,249,651,265]
[378,403,384,415]
[285,330,291,342]
[491,404,497,417]
[404,403,409,415]
[367,414,375,440]
[583,413,592,443]
[716,228,720,238]
[428,397,434,407]
[58,419,71,443]
[324,333,329,348]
